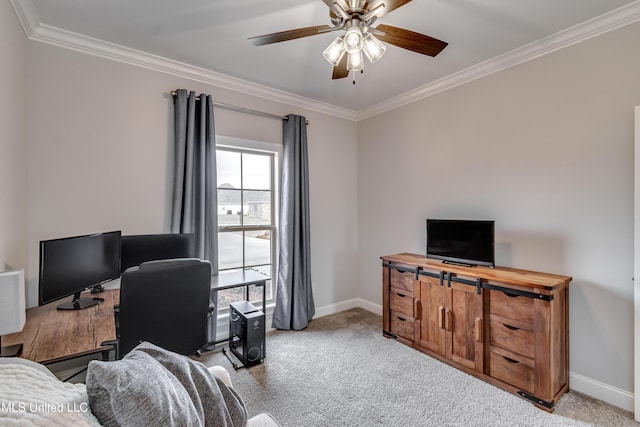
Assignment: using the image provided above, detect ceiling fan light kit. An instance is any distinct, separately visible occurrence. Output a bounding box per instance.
[324,20,381,73]
[344,24,363,53]
[362,33,386,63]
[249,0,448,81]
[323,37,346,66]
[347,50,364,72]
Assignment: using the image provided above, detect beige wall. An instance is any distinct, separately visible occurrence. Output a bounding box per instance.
[358,22,640,397]
[0,2,28,272]
[24,41,359,311]
[5,1,640,408]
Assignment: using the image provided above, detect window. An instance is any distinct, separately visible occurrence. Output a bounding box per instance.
[216,147,277,311]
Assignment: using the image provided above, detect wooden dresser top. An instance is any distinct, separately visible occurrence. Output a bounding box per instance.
[381,253,572,290]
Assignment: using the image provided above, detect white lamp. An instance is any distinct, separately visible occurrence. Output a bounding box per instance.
[0,270,26,357]
[347,50,364,72]
[322,36,346,66]
[344,26,363,55]
[362,33,386,63]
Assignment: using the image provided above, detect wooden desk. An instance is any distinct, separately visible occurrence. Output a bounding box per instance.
[4,270,270,365]
[3,289,119,364]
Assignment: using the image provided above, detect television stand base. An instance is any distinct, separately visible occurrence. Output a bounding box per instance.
[442,260,475,267]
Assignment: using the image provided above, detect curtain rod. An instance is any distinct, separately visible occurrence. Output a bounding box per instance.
[171,91,309,125]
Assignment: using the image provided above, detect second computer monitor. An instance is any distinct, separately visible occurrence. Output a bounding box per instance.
[120,233,195,272]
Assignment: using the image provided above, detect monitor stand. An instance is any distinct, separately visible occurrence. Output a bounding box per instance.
[90,284,105,294]
[57,291,104,311]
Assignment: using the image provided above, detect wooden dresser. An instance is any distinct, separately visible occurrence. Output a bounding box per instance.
[381,253,571,411]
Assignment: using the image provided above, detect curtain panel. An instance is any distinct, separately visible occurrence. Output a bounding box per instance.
[171,89,219,344]
[272,114,315,330]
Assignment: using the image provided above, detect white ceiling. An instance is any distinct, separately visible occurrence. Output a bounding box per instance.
[19,0,640,113]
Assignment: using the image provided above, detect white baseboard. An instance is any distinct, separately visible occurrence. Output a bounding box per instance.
[317,297,635,413]
[569,371,634,412]
[314,297,382,319]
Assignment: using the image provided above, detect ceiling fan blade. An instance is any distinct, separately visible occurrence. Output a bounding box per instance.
[375,24,447,56]
[366,0,412,18]
[249,25,332,46]
[332,54,349,79]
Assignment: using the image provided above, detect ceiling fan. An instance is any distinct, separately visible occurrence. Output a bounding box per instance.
[248,0,448,82]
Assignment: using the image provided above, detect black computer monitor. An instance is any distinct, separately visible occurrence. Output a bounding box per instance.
[120,233,195,273]
[39,231,122,310]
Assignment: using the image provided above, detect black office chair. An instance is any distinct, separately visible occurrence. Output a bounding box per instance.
[114,258,211,359]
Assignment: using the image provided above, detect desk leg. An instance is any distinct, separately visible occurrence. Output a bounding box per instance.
[262,281,267,359]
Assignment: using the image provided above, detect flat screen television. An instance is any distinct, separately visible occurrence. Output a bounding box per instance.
[39,231,122,310]
[120,233,195,273]
[426,219,495,268]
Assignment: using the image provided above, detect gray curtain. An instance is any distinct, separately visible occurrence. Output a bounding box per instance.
[272,114,315,330]
[171,89,219,343]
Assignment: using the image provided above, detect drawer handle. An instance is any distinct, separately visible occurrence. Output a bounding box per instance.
[444,308,452,332]
[396,293,407,298]
[502,355,520,364]
[474,318,483,342]
[396,316,407,322]
[502,291,519,298]
[438,306,444,329]
[503,324,520,331]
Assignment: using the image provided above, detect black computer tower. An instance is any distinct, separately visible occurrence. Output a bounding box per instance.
[229,301,265,367]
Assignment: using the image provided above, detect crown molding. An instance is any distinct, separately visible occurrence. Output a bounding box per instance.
[357,1,640,121]
[9,0,358,122]
[9,0,39,37]
[10,0,640,123]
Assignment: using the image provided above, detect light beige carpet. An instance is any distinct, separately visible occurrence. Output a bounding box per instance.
[201,308,637,427]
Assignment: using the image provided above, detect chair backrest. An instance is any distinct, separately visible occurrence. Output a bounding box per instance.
[120,233,195,273]
[118,258,211,358]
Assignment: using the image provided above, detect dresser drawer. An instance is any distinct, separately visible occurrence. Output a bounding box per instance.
[390,290,414,317]
[489,319,535,359]
[490,347,535,394]
[390,268,415,293]
[489,288,535,325]
[390,311,415,341]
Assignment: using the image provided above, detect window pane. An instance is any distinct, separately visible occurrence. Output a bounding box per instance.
[217,151,241,188]
[217,189,242,225]
[216,268,245,311]
[245,230,271,267]
[218,231,243,270]
[242,153,271,190]
[244,190,271,225]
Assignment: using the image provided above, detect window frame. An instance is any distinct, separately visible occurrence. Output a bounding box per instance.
[215,137,280,313]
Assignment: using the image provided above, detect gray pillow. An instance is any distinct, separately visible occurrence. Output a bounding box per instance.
[86,342,247,427]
